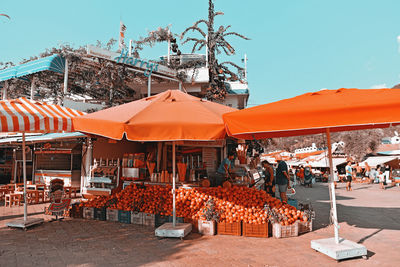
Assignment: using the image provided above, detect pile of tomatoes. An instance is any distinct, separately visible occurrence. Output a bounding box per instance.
[81,184,306,225]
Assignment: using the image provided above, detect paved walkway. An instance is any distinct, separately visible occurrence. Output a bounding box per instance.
[0,183,399,267]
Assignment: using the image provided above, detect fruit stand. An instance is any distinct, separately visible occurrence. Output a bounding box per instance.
[75,183,314,238]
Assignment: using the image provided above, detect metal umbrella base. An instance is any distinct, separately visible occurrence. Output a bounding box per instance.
[155,222,192,239]
[6,218,44,230]
[311,237,367,260]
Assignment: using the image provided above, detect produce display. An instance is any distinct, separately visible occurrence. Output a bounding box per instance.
[80,184,310,226]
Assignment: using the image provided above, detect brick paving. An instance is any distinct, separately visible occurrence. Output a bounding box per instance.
[0,183,399,267]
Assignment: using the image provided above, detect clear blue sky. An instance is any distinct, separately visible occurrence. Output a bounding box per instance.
[1,0,400,106]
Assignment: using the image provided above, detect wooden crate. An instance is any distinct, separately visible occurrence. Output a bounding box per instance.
[131,212,144,225]
[83,207,94,219]
[272,221,299,238]
[298,219,313,234]
[143,213,155,226]
[198,220,216,236]
[217,221,242,236]
[106,208,118,222]
[243,222,269,238]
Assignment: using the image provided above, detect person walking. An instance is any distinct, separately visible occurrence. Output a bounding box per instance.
[304,161,313,188]
[345,161,353,191]
[262,160,275,196]
[377,165,386,190]
[275,155,290,204]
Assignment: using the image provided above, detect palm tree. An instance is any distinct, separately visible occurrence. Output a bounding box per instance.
[181,0,249,100]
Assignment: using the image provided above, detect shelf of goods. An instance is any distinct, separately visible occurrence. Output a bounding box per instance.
[83,158,120,196]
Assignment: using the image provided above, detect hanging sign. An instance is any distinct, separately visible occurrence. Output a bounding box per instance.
[87,45,177,77]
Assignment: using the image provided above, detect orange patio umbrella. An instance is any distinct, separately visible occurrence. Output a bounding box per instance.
[73,90,236,141]
[73,90,236,229]
[223,88,400,139]
[222,88,400,259]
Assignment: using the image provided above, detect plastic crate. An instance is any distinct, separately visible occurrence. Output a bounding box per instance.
[184,218,198,233]
[168,216,184,224]
[272,221,299,238]
[217,221,242,236]
[287,199,298,209]
[298,219,313,234]
[106,209,119,222]
[155,214,169,228]
[70,204,83,218]
[131,211,144,225]
[83,207,94,219]
[143,213,155,226]
[94,207,107,221]
[243,222,269,238]
[118,210,131,224]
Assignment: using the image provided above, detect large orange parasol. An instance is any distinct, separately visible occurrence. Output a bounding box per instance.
[73,90,236,229]
[223,88,400,139]
[222,88,399,259]
[73,90,236,141]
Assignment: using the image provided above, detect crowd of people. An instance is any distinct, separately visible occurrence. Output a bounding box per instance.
[215,152,395,205]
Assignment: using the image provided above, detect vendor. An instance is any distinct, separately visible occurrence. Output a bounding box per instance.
[215,152,235,186]
[261,160,275,196]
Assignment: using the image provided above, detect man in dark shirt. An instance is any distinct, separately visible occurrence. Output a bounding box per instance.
[275,155,290,204]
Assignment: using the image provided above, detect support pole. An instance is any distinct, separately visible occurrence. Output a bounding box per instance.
[129,40,133,57]
[178,82,182,92]
[2,81,8,100]
[244,53,247,80]
[157,142,162,172]
[167,29,171,65]
[205,34,208,68]
[22,132,27,222]
[147,75,151,97]
[326,128,340,244]
[172,141,176,227]
[63,58,69,95]
[30,78,35,100]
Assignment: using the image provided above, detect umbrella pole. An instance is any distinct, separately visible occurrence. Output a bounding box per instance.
[326,128,340,244]
[172,141,176,227]
[22,132,27,222]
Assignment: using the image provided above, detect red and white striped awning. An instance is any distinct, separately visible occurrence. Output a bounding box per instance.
[0,97,86,133]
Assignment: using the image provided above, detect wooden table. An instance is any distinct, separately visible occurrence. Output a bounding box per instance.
[27,183,46,191]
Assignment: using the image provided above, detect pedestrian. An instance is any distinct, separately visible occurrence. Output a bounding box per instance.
[345,161,353,191]
[378,165,386,190]
[297,165,305,185]
[355,162,363,180]
[304,161,313,188]
[333,169,339,189]
[364,162,371,179]
[262,160,275,196]
[275,155,290,204]
[384,164,391,184]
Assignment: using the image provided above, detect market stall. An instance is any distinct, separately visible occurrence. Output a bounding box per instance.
[73,90,237,238]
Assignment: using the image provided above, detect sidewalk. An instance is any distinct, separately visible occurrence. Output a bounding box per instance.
[0,183,399,267]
